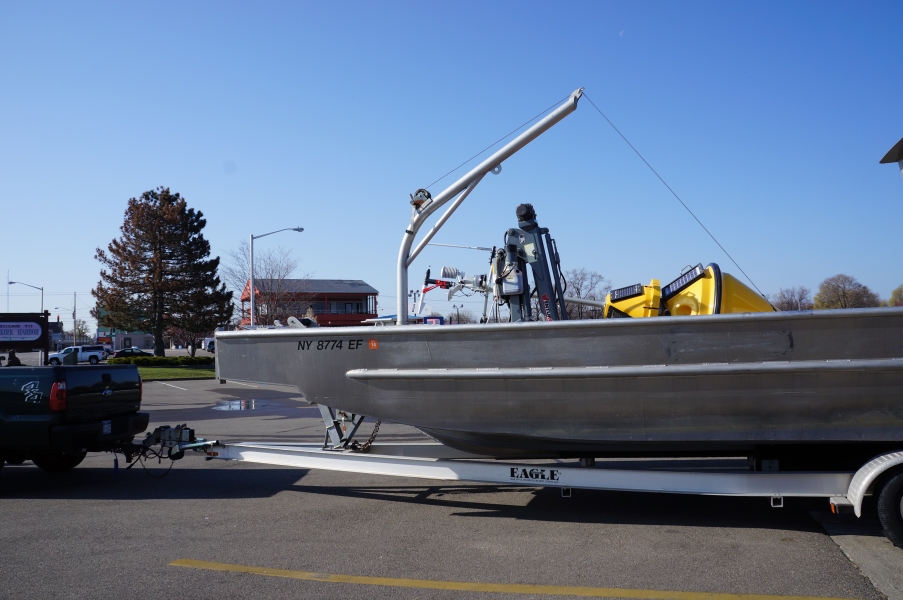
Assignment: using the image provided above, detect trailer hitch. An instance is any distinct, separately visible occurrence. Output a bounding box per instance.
[112,425,217,476]
[138,424,215,460]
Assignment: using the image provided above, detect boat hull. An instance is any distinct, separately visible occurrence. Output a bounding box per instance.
[216,308,903,459]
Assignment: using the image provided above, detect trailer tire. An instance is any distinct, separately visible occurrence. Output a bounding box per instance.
[876,468,903,548]
[32,451,87,473]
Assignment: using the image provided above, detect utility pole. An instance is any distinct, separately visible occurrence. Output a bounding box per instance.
[453,303,463,324]
[73,292,77,346]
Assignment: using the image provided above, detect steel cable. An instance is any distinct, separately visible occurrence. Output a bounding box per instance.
[582,92,766,298]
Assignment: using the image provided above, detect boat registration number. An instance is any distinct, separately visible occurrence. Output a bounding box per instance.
[298,339,366,351]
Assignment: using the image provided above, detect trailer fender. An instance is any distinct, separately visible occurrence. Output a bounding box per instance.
[847,451,903,517]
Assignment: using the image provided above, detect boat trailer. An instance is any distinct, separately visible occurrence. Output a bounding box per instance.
[143,423,902,523]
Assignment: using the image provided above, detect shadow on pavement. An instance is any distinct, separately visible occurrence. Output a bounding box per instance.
[0,462,308,501]
[293,482,828,534]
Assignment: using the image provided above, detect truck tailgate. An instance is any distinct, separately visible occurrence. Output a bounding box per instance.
[63,366,141,422]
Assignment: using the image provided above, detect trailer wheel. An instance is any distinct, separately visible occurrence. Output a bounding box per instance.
[877,468,903,548]
[32,451,87,473]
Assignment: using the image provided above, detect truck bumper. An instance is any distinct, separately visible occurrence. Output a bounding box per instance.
[49,412,150,449]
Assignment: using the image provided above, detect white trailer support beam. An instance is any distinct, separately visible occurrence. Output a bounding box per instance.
[207,442,856,498]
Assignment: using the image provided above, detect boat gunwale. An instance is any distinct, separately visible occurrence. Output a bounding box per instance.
[216,306,903,339]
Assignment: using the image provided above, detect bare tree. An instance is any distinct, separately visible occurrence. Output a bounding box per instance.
[769,286,814,311]
[889,284,903,307]
[222,240,310,325]
[814,274,880,309]
[563,268,611,320]
[525,268,610,321]
[166,326,206,357]
[447,307,478,324]
[68,319,92,344]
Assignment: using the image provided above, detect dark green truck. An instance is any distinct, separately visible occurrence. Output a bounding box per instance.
[0,365,149,472]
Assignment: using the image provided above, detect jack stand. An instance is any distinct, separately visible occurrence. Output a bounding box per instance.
[318,404,367,449]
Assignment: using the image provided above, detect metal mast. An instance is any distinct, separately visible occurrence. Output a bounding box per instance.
[395,88,583,325]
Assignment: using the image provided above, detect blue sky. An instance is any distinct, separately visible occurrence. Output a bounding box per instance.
[2,2,901,329]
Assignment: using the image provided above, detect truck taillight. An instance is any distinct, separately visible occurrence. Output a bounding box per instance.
[49,381,67,412]
[138,375,142,401]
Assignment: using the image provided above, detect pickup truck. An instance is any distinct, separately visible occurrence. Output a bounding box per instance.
[0,364,149,472]
[47,345,104,365]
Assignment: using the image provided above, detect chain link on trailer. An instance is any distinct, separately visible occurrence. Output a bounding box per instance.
[350,419,381,453]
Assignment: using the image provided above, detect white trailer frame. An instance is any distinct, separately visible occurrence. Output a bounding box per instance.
[204,442,903,514]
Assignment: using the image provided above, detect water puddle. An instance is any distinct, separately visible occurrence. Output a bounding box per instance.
[213,399,267,411]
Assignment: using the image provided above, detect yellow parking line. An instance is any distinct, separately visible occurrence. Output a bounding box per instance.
[169,559,852,600]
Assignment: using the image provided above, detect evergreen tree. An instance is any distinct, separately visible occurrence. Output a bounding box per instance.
[91,187,232,356]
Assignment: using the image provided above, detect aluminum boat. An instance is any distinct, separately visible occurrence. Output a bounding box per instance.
[216,89,903,467]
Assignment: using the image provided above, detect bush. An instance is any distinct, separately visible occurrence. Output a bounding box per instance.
[108,355,214,366]
[132,356,179,366]
[177,356,214,365]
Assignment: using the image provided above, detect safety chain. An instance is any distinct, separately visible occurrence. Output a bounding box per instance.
[350,419,381,453]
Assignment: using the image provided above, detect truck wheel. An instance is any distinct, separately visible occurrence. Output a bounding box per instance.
[877,468,903,548]
[49,358,60,365]
[89,356,99,365]
[32,451,87,473]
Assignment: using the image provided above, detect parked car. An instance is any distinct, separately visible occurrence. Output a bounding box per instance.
[47,346,104,365]
[111,348,152,359]
[82,345,109,360]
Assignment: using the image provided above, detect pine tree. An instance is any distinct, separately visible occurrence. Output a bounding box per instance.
[91,187,232,356]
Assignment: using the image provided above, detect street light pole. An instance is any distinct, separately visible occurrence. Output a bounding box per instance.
[249,227,304,327]
[9,281,43,313]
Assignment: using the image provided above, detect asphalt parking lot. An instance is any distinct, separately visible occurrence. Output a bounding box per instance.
[2,378,902,599]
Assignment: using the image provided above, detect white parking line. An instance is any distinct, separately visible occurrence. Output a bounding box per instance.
[155,381,187,391]
[228,381,259,388]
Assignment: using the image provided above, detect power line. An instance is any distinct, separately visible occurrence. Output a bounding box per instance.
[582,92,766,298]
